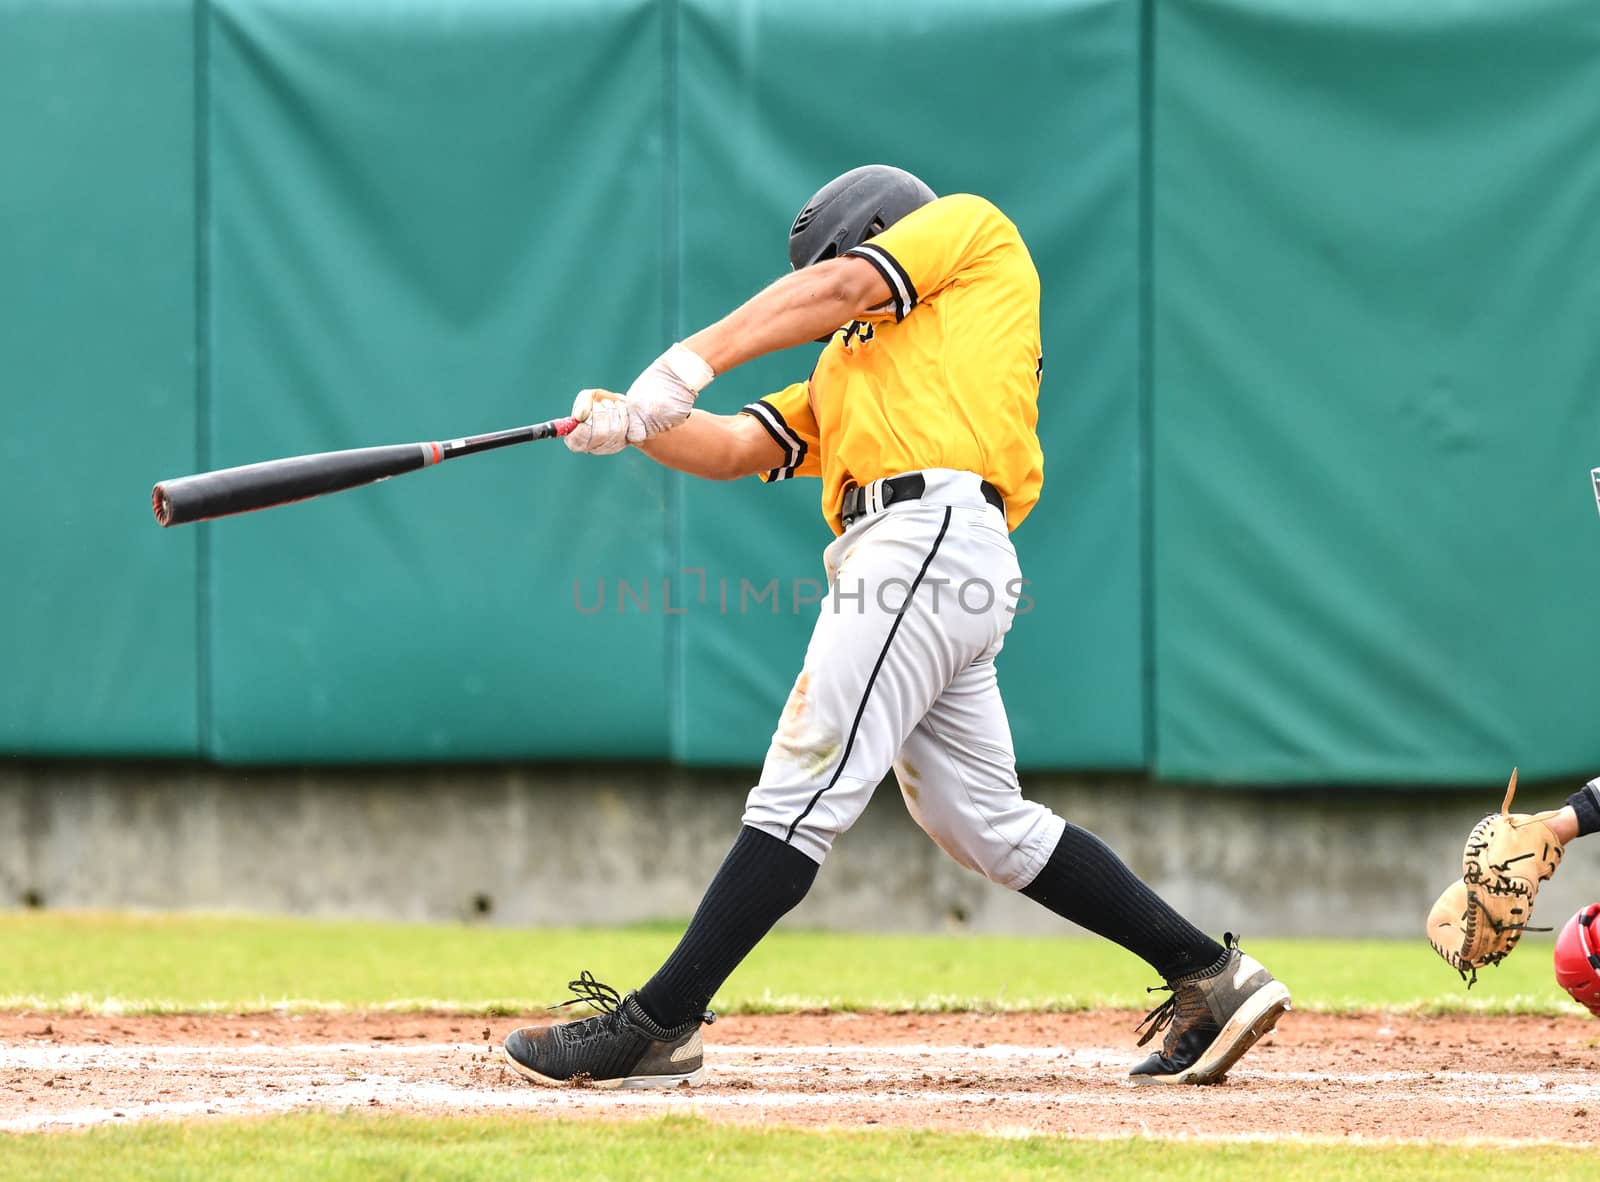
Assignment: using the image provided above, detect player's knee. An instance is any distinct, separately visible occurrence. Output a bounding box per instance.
[740,812,836,866]
[977,841,1049,890]
[914,806,1063,890]
[911,820,1021,888]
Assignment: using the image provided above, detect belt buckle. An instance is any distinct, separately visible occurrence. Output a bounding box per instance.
[840,481,864,526]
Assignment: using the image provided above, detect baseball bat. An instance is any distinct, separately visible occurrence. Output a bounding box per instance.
[152,416,579,527]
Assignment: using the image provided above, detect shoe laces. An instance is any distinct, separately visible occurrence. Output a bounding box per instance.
[547,970,716,1035]
[549,971,626,1023]
[1135,982,1213,1049]
[1135,934,1240,1050]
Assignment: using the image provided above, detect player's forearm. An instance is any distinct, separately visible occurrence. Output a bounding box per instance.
[634,410,758,481]
[684,260,874,375]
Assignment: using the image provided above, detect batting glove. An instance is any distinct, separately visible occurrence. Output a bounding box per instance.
[565,389,633,456]
[622,342,715,442]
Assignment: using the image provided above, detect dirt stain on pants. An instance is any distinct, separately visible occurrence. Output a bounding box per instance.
[774,671,841,779]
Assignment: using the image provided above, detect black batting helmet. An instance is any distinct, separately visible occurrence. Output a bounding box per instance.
[788,165,937,271]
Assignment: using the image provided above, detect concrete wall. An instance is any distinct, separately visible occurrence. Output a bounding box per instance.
[1,763,1595,938]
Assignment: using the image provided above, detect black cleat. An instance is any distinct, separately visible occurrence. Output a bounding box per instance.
[503,971,714,1090]
[1128,933,1291,1085]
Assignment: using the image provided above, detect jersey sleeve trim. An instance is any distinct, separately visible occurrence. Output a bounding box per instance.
[739,401,807,481]
[845,242,918,321]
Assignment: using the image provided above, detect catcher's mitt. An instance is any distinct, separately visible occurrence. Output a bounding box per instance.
[1426,768,1565,985]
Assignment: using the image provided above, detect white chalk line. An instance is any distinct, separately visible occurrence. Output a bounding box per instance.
[0,1039,1383,1065]
[5,1042,1600,1135]
[0,1042,1099,1069]
[6,1041,1598,1086]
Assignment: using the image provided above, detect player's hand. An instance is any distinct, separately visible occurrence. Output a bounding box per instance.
[565,389,633,456]
[622,343,716,441]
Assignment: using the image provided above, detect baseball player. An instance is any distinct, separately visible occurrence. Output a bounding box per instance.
[503,165,1291,1088]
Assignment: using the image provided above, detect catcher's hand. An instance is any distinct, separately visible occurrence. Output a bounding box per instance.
[1427,768,1565,984]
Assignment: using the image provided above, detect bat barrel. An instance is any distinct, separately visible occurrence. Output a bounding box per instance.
[151,444,428,527]
[149,417,577,528]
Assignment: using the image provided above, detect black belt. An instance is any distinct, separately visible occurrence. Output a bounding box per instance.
[840,473,1004,529]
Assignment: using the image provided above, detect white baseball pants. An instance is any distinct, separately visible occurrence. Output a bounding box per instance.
[742,469,1066,889]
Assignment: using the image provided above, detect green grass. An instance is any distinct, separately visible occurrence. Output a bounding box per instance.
[0,911,1583,1015]
[2,1114,1594,1182]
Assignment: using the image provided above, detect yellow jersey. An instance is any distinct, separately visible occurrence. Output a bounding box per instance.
[739,193,1044,535]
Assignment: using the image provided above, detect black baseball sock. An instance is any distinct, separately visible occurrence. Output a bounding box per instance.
[1569,779,1600,838]
[1020,822,1227,982]
[636,825,819,1029]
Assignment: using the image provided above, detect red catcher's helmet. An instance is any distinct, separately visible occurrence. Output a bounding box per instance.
[1554,903,1600,1017]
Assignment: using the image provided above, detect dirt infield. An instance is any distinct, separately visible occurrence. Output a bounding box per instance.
[3,1010,1597,1140]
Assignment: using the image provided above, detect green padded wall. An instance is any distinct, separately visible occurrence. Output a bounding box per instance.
[9,0,1598,781]
[204,0,672,761]
[0,0,199,755]
[671,0,1147,769]
[1152,0,1600,782]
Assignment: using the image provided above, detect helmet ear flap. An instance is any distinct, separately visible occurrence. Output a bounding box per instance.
[1554,904,1600,1017]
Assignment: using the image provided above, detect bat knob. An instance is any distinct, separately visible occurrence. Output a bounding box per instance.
[152,485,174,528]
